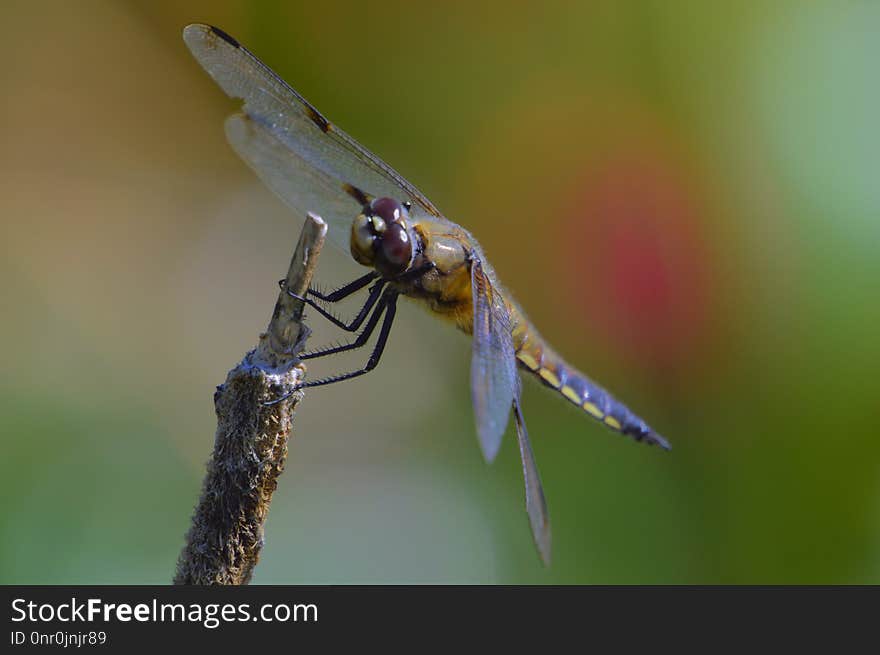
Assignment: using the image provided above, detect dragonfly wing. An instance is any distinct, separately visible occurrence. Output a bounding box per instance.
[470,259,518,463]
[183,24,444,250]
[225,113,361,250]
[513,398,551,566]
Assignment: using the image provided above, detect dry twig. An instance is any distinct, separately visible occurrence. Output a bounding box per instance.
[174,213,327,585]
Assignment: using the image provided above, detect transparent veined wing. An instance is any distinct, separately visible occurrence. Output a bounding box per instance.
[513,398,551,566]
[470,259,518,463]
[224,113,363,249]
[183,23,444,251]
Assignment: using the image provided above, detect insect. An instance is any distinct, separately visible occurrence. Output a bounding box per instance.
[184,23,670,565]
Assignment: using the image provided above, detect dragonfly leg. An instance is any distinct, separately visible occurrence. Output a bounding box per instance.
[290,278,386,332]
[263,290,399,406]
[302,271,379,302]
[279,270,377,315]
[299,291,398,388]
[301,286,390,360]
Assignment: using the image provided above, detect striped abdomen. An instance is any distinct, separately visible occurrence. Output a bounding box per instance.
[510,312,669,450]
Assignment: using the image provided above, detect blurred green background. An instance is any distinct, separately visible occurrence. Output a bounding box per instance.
[2,0,879,584]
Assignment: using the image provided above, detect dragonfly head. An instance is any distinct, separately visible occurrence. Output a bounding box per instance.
[350,197,414,277]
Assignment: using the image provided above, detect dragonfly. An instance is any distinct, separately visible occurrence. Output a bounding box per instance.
[184,23,670,565]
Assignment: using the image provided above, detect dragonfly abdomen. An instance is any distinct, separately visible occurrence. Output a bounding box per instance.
[512,322,669,450]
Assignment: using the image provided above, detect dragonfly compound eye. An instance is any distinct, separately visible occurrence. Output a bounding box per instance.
[350,213,377,266]
[379,223,412,271]
[370,197,404,224]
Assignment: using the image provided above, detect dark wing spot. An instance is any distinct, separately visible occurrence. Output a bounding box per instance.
[209,26,240,48]
[342,183,373,208]
[304,105,332,133]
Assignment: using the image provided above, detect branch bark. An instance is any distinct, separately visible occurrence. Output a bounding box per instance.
[174,213,327,585]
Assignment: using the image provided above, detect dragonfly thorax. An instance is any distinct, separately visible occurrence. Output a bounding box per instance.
[350,196,416,278]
